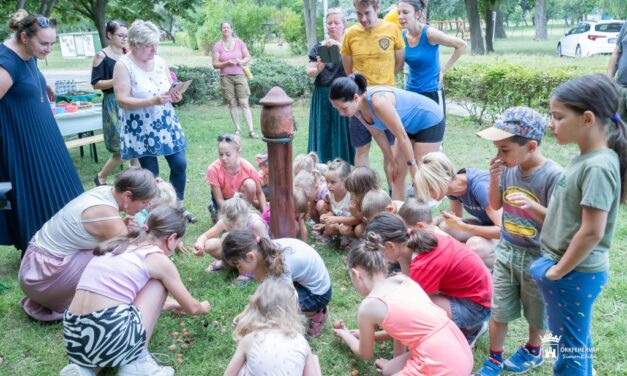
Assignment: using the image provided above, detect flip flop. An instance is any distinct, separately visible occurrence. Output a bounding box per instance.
[206,259,224,273]
[232,272,255,286]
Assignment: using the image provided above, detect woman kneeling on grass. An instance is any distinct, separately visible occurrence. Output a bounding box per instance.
[60,205,210,376]
[222,230,332,337]
[332,232,473,376]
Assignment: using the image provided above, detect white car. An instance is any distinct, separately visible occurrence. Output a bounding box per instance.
[557,20,624,57]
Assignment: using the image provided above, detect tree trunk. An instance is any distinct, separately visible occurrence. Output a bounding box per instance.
[93,0,108,47]
[534,0,547,41]
[484,6,494,53]
[495,9,507,38]
[16,0,25,10]
[39,0,56,17]
[303,0,317,51]
[465,0,485,54]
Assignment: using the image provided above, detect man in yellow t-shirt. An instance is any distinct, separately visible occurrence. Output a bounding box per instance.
[341,0,405,167]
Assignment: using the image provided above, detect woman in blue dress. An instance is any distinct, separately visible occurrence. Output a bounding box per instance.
[0,10,83,253]
[397,0,466,119]
[330,73,444,200]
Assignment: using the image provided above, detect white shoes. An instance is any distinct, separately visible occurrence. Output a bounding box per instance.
[117,353,174,376]
[59,364,96,376]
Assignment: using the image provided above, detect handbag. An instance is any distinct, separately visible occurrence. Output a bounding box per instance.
[243,66,253,80]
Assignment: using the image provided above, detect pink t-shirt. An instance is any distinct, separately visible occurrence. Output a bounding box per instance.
[206,158,261,199]
[212,38,247,76]
[409,234,492,309]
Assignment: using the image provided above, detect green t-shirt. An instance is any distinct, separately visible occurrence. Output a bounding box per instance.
[540,148,621,273]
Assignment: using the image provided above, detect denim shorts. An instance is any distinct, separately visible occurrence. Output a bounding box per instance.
[294,283,332,313]
[348,116,395,148]
[449,296,491,329]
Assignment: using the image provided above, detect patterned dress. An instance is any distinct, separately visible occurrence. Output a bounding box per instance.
[117,54,187,160]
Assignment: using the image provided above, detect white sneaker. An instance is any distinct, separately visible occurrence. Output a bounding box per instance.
[60,363,96,376]
[117,354,174,376]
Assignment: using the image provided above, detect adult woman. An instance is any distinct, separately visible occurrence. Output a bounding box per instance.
[113,20,196,222]
[212,21,258,138]
[330,73,444,200]
[306,9,354,164]
[18,167,158,321]
[0,10,83,253]
[92,20,139,186]
[397,0,466,118]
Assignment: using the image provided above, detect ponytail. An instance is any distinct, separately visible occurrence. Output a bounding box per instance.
[222,230,284,275]
[406,228,438,254]
[551,73,627,203]
[347,232,388,274]
[329,73,368,102]
[366,212,438,254]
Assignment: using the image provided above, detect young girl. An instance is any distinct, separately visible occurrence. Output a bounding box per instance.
[530,73,626,375]
[332,235,473,375]
[60,206,210,376]
[293,151,328,176]
[133,177,178,227]
[206,134,266,214]
[194,197,268,285]
[413,151,501,269]
[293,169,327,226]
[342,166,381,239]
[313,158,358,244]
[330,73,444,199]
[366,212,492,347]
[222,230,332,337]
[255,152,270,199]
[224,277,322,376]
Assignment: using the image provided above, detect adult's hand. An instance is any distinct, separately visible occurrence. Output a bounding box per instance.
[153,93,172,106]
[170,89,182,103]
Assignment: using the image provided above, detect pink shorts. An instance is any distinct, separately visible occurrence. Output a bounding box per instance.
[18,242,94,321]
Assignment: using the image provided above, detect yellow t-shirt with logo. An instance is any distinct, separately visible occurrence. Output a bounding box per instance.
[341,20,404,86]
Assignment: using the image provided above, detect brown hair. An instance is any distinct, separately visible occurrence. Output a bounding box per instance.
[397,198,433,225]
[366,212,438,254]
[347,232,388,275]
[344,166,380,207]
[8,9,57,44]
[113,167,159,202]
[222,229,286,276]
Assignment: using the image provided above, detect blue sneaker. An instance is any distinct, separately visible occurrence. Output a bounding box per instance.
[503,346,544,374]
[474,358,503,376]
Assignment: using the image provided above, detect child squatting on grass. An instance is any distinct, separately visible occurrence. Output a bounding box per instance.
[332,233,473,375]
[193,196,268,285]
[530,74,627,376]
[221,230,332,337]
[224,277,322,376]
[60,206,210,376]
[365,211,492,347]
[474,106,564,375]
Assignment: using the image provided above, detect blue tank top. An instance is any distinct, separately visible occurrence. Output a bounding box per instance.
[364,87,443,134]
[404,26,440,93]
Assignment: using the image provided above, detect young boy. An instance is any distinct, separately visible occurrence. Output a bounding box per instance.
[475,107,563,375]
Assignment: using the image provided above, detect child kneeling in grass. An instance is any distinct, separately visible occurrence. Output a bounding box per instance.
[224,277,322,376]
[60,206,210,376]
[222,230,332,337]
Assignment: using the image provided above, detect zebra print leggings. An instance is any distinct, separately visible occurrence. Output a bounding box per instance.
[63,304,146,368]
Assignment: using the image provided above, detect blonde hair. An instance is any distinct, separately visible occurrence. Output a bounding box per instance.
[217,133,242,152]
[362,190,392,221]
[219,197,250,229]
[292,170,321,216]
[413,152,455,203]
[151,179,178,208]
[326,8,346,25]
[293,152,322,176]
[233,277,305,340]
[128,19,160,47]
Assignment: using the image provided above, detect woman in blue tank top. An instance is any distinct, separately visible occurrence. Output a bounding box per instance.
[397,1,466,119]
[330,73,443,200]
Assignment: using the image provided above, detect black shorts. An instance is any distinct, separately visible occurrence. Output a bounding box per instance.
[348,116,395,148]
[407,117,446,143]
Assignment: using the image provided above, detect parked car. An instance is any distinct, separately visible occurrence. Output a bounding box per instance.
[557,20,624,57]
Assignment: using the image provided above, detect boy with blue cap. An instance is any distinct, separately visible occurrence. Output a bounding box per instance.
[474,107,563,375]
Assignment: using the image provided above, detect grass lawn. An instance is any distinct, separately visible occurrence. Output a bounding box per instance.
[1,100,626,375]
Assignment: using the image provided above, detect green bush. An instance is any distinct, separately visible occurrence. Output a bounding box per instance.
[195,25,213,55]
[173,57,310,105]
[445,61,597,125]
[279,9,308,55]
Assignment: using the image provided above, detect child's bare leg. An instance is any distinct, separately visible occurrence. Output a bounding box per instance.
[316,200,329,217]
[429,294,453,319]
[239,178,258,208]
[466,236,497,269]
[528,326,545,347]
[338,224,355,237]
[133,279,167,345]
[353,223,365,238]
[204,238,223,259]
[323,223,342,236]
[489,319,509,353]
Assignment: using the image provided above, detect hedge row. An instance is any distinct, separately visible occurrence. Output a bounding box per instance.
[444,62,599,124]
[172,57,311,105]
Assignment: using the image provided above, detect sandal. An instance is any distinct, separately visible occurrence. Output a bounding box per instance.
[248,130,259,139]
[93,174,106,187]
[206,259,224,273]
[234,130,241,136]
[183,208,198,223]
[232,272,255,286]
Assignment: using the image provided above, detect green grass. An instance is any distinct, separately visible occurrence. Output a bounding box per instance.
[1,102,626,375]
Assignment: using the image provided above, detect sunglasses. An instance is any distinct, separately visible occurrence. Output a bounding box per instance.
[36,16,56,28]
[217,134,236,143]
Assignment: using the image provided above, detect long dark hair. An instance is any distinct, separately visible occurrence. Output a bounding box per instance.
[94,205,186,256]
[329,73,368,102]
[366,212,438,254]
[222,230,285,276]
[551,73,627,203]
[105,19,126,39]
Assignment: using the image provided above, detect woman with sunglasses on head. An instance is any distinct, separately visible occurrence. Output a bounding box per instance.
[0,10,84,255]
[113,19,197,223]
[205,134,266,221]
[91,20,140,187]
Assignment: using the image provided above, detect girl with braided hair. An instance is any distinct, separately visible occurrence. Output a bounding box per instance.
[332,231,472,375]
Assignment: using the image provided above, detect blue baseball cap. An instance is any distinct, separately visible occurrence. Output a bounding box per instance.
[476,106,547,142]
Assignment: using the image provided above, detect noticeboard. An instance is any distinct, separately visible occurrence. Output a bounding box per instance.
[58,32,102,58]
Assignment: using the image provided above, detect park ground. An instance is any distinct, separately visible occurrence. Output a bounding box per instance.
[0,27,626,375]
